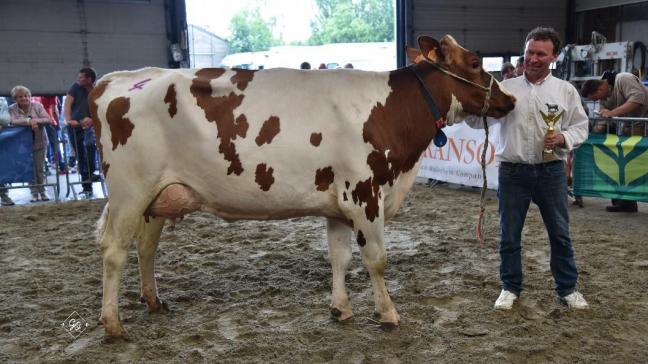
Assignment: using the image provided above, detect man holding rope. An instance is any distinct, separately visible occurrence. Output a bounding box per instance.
[465,27,590,310]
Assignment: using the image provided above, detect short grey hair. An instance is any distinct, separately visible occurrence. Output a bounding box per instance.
[11,85,31,99]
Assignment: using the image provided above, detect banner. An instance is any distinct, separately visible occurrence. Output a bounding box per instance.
[418,123,501,189]
[0,126,34,184]
[574,133,648,202]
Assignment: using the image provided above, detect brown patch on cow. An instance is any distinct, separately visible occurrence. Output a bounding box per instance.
[343,192,348,201]
[351,177,380,222]
[106,97,135,151]
[191,68,247,175]
[357,230,366,247]
[88,80,110,176]
[310,132,322,146]
[164,84,177,118]
[315,166,334,192]
[255,116,280,146]
[255,163,275,191]
[345,181,350,189]
[230,69,256,91]
[362,66,442,187]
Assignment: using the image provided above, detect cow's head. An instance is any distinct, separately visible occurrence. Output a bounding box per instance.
[407,35,515,121]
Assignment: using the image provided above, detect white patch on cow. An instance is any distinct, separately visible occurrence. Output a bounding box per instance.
[446,93,468,125]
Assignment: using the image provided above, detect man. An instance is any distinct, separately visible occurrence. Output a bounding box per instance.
[465,27,589,310]
[501,62,515,80]
[581,72,648,213]
[0,97,14,206]
[64,67,97,198]
[514,56,524,77]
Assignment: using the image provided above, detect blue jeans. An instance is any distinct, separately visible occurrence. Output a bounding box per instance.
[498,160,578,298]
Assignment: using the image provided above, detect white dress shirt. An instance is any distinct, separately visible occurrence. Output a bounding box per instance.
[465,73,589,164]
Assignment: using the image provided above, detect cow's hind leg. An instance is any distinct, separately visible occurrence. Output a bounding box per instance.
[98,203,137,337]
[326,218,354,321]
[136,216,168,313]
[354,217,400,329]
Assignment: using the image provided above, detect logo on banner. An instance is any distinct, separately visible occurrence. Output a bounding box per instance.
[593,134,648,187]
[574,133,648,202]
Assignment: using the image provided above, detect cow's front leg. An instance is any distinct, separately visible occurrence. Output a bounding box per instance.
[355,216,400,329]
[136,216,168,313]
[326,218,353,321]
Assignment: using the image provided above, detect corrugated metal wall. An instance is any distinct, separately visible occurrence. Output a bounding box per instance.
[0,0,187,95]
[406,0,567,56]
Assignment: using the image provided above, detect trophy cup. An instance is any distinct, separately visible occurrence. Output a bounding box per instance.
[540,105,565,161]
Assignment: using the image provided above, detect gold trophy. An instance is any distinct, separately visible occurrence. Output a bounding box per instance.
[540,104,565,161]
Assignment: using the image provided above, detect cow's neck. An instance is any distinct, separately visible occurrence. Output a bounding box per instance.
[361,63,453,187]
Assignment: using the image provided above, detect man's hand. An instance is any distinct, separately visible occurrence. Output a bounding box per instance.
[598,108,614,118]
[67,119,80,127]
[544,132,565,149]
[81,117,93,129]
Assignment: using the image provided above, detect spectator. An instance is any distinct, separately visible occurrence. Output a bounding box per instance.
[300,62,311,70]
[464,26,589,310]
[344,63,354,69]
[33,95,66,174]
[8,85,52,202]
[501,62,515,79]
[64,67,98,198]
[514,56,524,76]
[581,72,648,213]
[0,97,13,206]
[318,63,327,70]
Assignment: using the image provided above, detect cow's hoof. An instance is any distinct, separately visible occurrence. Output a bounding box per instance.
[379,322,400,332]
[150,297,170,313]
[102,333,131,343]
[373,311,400,330]
[330,307,353,321]
[141,296,170,313]
[100,316,127,338]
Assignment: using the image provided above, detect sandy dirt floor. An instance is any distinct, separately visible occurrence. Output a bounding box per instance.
[1,183,647,363]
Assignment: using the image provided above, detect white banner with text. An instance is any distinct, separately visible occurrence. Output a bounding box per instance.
[418,123,501,189]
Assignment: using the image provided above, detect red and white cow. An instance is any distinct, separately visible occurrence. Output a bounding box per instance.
[90,35,515,337]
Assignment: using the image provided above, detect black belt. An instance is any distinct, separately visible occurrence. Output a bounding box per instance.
[500,160,563,168]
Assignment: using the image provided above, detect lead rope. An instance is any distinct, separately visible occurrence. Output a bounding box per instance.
[476,76,493,244]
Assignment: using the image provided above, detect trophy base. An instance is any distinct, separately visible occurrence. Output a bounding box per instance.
[543,152,557,161]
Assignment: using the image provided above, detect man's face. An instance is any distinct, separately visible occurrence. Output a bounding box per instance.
[523,39,557,80]
[589,82,609,100]
[514,63,524,76]
[78,73,91,87]
[502,68,515,80]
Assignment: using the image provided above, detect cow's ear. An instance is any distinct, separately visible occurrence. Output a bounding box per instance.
[417,35,443,64]
[405,46,425,64]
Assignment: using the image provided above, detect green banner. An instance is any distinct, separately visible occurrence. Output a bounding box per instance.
[574,133,648,202]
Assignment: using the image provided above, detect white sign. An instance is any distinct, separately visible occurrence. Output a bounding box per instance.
[418,123,501,189]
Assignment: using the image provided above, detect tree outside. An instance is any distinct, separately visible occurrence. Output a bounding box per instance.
[308,0,394,45]
[227,0,394,52]
[228,8,280,53]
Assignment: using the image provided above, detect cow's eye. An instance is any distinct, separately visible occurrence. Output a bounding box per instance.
[472,62,480,70]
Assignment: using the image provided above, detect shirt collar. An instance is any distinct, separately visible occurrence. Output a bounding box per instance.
[523,71,553,86]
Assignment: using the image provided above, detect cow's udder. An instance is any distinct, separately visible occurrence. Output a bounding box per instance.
[144,183,202,220]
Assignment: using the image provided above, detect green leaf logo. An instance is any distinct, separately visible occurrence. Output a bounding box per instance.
[592,134,648,188]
